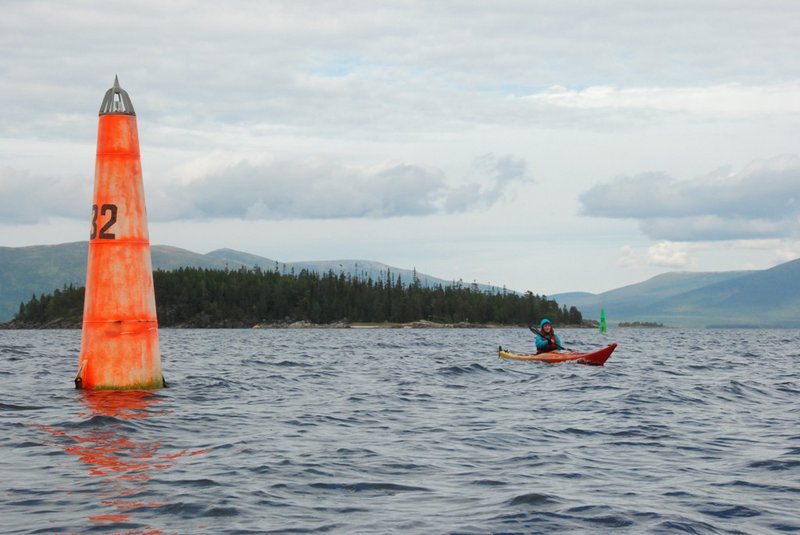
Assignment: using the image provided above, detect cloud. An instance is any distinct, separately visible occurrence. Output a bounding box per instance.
[646,241,694,269]
[147,156,449,221]
[616,242,695,270]
[444,153,529,212]
[156,152,528,221]
[579,155,800,241]
[522,83,800,119]
[640,216,789,242]
[3,2,800,145]
[0,167,89,223]
[0,142,530,223]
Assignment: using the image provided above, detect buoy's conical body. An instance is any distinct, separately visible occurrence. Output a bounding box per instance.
[76,79,163,390]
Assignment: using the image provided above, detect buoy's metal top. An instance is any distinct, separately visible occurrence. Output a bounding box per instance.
[99,75,136,116]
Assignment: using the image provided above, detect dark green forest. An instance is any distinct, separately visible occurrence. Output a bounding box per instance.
[11,267,582,327]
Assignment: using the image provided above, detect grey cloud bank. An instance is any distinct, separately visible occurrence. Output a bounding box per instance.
[579,155,800,241]
[151,152,528,221]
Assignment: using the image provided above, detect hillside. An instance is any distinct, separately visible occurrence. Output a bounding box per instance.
[652,259,800,327]
[4,242,799,327]
[0,242,505,322]
[552,271,750,322]
[553,260,800,328]
[206,250,457,289]
[0,243,89,322]
[0,242,245,322]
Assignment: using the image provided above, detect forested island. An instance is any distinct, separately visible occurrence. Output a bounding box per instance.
[6,266,583,328]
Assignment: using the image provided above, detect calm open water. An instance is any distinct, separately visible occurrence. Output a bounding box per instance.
[1,327,799,534]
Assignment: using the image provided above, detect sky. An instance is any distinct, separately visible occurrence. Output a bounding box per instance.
[1,1,799,296]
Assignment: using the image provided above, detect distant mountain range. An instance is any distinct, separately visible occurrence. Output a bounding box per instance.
[0,242,501,322]
[2,242,798,327]
[552,258,800,328]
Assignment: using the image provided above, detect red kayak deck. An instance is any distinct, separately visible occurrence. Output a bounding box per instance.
[498,343,617,366]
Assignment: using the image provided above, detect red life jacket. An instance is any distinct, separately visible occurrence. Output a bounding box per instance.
[543,334,558,349]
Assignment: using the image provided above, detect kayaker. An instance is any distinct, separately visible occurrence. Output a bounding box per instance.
[535,318,562,353]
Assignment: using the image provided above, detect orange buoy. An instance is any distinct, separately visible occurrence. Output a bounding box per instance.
[75,76,164,390]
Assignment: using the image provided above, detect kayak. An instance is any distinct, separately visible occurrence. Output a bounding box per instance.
[498,343,617,366]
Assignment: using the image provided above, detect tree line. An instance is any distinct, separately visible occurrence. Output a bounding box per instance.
[12,266,583,327]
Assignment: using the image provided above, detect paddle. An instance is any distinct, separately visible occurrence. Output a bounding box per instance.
[529,324,571,351]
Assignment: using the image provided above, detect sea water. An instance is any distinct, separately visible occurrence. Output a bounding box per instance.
[1,328,798,534]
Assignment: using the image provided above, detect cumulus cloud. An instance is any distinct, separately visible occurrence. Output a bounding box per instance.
[646,241,694,268]
[146,153,529,222]
[0,150,530,224]
[444,153,529,213]
[579,155,800,241]
[615,242,695,270]
[144,157,445,221]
